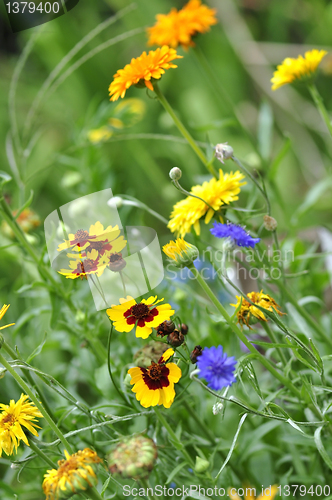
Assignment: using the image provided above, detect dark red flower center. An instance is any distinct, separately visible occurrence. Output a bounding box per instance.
[74,229,89,241]
[142,364,170,390]
[88,241,105,251]
[147,362,162,380]
[79,259,96,273]
[110,252,122,262]
[131,303,150,319]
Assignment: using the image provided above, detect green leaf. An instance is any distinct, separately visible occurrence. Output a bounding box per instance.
[165,461,187,484]
[14,190,34,219]
[314,426,332,471]
[268,135,291,181]
[215,413,247,479]
[291,177,332,224]
[0,170,12,186]
[26,332,48,363]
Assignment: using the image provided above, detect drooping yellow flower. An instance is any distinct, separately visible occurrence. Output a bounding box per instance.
[168,169,246,238]
[228,485,278,500]
[107,295,174,339]
[163,238,198,266]
[0,394,43,456]
[88,126,113,144]
[271,49,327,90]
[108,46,182,101]
[57,221,123,253]
[147,0,217,50]
[42,448,102,500]
[58,249,108,280]
[231,290,284,328]
[128,348,182,408]
[0,304,15,331]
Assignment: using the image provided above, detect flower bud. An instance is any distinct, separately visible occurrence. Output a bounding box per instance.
[212,402,224,415]
[163,239,199,268]
[169,167,182,181]
[156,320,175,337]
[167,329,184,347]
[263,214,278,231]
[42,449,102,500]
[108,252,127,272]
[108,435,157,479]
[107,196,123,208]
[190,345,203,364]
[179,323,189,335]
[214,142,234,164]
[194,456,210,473]
[134,341,169,368]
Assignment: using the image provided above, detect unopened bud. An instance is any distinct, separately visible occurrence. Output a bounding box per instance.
[194,456,210,473]
[156,320,175,337]
[214,143,234,164]
[108,435,157,479]
[179,323,189,335]
[169,167,182,181]
[190,345,203,364]
[212,402,224,415]
[108,252,126,272]
[107,196,123,208]
[167,329,184,347]
[263,215,278,231]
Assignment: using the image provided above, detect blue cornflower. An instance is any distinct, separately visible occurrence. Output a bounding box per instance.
[196,346,237,390]
[210,222,260,248]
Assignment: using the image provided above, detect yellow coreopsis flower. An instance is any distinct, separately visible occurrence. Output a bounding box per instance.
[147,0,217,50]
[108,46,182,101]
[231,290,284,328]
[42,448,102,500]
[128,348,182,408]
[168,169,246,238]
[0,304,15,331]
[107,295,174,339]
[0,394,43,456]
[271,49,327,90]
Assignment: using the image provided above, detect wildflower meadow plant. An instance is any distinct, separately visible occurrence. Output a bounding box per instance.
[1,1,332,498]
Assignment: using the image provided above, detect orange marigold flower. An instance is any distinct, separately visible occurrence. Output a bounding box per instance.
[108,46,182,102]
[128,348,182,408]
[147,0,217,50]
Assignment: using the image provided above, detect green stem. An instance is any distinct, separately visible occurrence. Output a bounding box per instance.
[1,340,56,422]
[308,83,332,139]
[29,440,57,468]
[139,478,157,500]
[187,264,302,399]
[154,406,195,468]
[0,351,74,453]
[107,326,130,406]
[262,322,288,367]
[153,82,216,177]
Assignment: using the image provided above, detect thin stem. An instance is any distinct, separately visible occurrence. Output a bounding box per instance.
[308,83,332,139]
[1,340,56,421]
[0,351,74,453]
[153,82,216,177]
[153,406,195,468]
[187,264,302,399]
[139,478,157,500]
[28,440,57,468]
[262,322,288,367]
[107,327,130,405]
[119,271,127,296]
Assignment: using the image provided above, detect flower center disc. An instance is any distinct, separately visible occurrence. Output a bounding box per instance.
[1,413,15,427]
[75,229,89,240]
[147,363,162,380]
[131,303,150,319]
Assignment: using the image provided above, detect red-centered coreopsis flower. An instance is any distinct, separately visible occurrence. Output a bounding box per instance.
[107,296,174,339]
[57,222,124,253]
[108,46,182,101]
[58,249,109,280]
[128,348,182,408]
